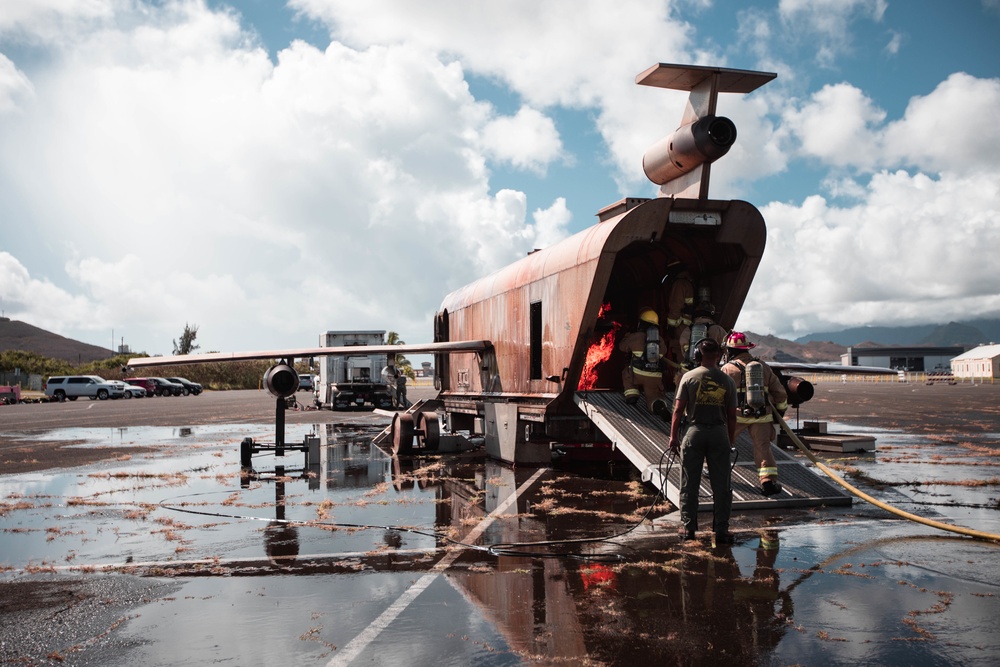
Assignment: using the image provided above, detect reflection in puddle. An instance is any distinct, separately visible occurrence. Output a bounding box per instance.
[2,421,999,665]
[13,423,273,451]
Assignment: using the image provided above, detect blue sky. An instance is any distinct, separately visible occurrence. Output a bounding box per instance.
[1,0,998,355]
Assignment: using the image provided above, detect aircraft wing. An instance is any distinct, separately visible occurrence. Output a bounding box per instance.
[126,340,492,368]
[770,362,899,376]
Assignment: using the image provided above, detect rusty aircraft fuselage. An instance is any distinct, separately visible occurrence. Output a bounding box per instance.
[433,195,766,463]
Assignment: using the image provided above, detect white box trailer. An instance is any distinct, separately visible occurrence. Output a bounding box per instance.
[316,330,395,410]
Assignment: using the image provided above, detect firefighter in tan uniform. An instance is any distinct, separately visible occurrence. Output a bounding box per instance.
[619,309,670,418]
[677,301,728,370]
[721,332,788,496]
[665,270,695,331]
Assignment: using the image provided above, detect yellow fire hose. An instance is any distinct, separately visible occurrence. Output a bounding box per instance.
[775,413,1000,543]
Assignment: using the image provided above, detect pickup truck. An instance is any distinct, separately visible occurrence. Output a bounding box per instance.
[44,375,127,401]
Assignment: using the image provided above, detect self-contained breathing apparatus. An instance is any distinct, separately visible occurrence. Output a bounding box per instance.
[631,310,664,374]
[642,326,661,371]
[735,358,768,418]
[687,322,708,363]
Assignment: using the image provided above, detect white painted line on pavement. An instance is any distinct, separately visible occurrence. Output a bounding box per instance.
[326,467,548,666]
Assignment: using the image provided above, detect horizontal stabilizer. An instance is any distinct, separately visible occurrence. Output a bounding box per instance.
[635,63,776,94]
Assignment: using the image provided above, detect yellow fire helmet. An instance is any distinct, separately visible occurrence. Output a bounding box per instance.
[639,309,659,326]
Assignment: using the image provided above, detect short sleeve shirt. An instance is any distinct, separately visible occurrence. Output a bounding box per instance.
[677,366,737,424]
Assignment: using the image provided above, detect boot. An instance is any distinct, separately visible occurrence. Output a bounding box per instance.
[761,480,783,497]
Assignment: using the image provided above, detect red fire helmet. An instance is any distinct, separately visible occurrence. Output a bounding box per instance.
[725,331,756,350]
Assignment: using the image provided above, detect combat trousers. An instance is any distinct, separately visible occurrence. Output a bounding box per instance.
[734,421,778,483]
[679,423,732,534]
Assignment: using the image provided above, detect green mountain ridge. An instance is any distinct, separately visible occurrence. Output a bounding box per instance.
[0,318,115,365]
[794,319,1000,348]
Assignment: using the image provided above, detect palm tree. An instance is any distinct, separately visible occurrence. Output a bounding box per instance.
[386,331,414,378]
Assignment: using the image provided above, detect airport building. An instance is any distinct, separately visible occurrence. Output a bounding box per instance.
[950,344,1000,380]
[840,346,965,372]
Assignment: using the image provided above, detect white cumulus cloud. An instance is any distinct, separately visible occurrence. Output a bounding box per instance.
[740,169,1000,337]
[0,54,32,113]
[0,2,577,353]
[480,106,564,174]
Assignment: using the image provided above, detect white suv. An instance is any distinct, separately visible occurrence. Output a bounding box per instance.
[44,375,127,401]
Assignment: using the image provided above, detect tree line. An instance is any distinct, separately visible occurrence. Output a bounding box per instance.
[2,326,414,389]
[0,349,309,391]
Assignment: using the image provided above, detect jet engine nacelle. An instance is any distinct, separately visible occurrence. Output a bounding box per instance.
[642,115,737,185]
[263,363,299,399]
[782,375,814,408]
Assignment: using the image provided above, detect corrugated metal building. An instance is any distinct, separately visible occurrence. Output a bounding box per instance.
[951,344,1000,380]
[841,346,965,372]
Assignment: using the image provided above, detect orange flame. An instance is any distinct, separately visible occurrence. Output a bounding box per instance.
[579,304,620,390]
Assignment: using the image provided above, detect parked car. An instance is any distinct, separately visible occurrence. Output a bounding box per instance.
[148,377,185,396]
[166,377,203,396]
[128,377,183,397]
[0,385,21,405]
[121,383,146,398]
[125,378,157,396]
[298,374,315,391]
[44,375,126,401]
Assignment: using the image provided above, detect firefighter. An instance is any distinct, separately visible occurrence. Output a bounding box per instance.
[619,309,670,418]
[664,270,695,331]
[721,332,788,497]
[676,300,728,374]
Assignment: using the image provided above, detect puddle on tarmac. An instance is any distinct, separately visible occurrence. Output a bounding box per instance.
[19,423,274,447]
[2,421,1000,665]
[813,422,1000,528]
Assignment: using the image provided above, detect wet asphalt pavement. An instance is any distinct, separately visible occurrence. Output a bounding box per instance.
[1,383,999,665]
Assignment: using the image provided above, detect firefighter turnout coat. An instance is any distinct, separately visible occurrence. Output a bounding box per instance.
[722,351,789,483]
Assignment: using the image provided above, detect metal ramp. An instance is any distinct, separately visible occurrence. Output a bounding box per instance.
[574,390,852,511]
